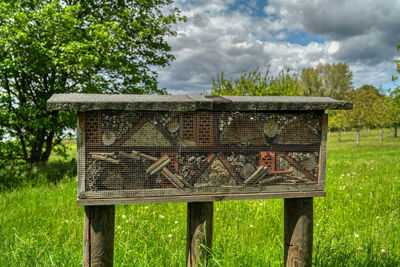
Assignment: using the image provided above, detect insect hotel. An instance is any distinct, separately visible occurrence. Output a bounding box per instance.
[47,94,352,267]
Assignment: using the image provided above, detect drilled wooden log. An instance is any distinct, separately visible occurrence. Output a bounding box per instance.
[83,205,115,267]
[186,202,213,267]
[284,198,313,267]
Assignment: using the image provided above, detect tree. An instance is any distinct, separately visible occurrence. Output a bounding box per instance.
[390,44,400,137]
[343,86,380,147]
[209,66,304,96]
[373,96,391,142]
[328,110,347,142]
[301,63,353,100]
[0,0,185,165]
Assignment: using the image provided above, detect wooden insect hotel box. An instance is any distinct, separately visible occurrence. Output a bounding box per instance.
[47,94,352,205]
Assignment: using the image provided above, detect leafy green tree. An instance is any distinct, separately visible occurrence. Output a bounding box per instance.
[209,66,303,96]
[328,110,348,142]
[390,44,400,137]
[343,86,380,147]
[301,63,353,100]
[373,96,391,142]
[0,0,185,165]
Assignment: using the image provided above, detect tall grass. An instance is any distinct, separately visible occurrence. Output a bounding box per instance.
[0,129,399,266]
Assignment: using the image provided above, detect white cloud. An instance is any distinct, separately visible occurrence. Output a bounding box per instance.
[158,0,400,94]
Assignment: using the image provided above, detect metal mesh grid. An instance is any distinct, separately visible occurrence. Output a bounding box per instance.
[80,111,323,198]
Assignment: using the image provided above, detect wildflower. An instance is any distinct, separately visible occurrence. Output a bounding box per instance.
[174,221,179,224]
[144,206,148,209]
[354,233,360,238]
[159,215,165,219]
[381,249,387,253]
[117,226,121,229]
[250,225,253,228]
[122,215,126,219]
[65,220,69,223]
[168,234,172,238]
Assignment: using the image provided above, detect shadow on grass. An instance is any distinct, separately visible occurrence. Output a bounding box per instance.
[0,159,77,192]
[314,243,399,266]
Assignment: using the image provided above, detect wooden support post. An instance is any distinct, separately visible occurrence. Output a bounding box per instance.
[284,198,313,267]
[186,202,213,267]
[83,205,115,267]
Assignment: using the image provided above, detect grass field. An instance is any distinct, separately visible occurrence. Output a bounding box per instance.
[0,129,399,266]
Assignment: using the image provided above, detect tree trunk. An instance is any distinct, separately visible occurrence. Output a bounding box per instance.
[355,128,360,147]
[338,128,341,142]
[380,127,384,142]
[395,125,397,138]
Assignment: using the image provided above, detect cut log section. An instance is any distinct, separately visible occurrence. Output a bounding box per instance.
[173,172,193,188]
[161,168,184,189]
[118,151,141,160]
[131,150,158,162]
[146,154,171,175]
[129,151,192,188]
[90,153,120,164]
[259,176,282,185]
[244,166,270,185]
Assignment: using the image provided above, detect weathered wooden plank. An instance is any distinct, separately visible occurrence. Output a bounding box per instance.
[83,205,115,267]
[47,94,353,112]
[186,202,213,267]
[80,183,323,199]
[77,113,86,197]
[76,191,325,206]
[318,114,328,188]
[284,198,313,267]
[87,144,321,153]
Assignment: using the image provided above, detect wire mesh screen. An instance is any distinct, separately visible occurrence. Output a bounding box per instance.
[79,111,323,199]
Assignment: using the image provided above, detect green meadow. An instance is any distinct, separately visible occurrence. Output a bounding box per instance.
[1,130,399,266]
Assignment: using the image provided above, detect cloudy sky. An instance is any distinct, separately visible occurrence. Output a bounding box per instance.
[157,0,400,95]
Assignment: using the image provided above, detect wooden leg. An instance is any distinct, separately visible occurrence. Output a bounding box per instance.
[83,205,115,267]
[186,202,213,267]
[284,198,313,267]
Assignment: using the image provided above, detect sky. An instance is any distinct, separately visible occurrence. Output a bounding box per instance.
[156,0,400,95]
